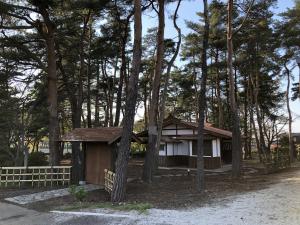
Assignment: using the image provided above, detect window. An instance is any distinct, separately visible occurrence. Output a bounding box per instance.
[192,140,212,156]
[159,144,165,152]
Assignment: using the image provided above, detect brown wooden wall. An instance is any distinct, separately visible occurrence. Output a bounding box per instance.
[159,155,189,167]
[159,156,221,169]
[189,156,221,169]
[85,142,112,185]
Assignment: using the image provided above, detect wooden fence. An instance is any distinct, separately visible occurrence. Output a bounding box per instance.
[0,166,72,187]
[104,169,115,193]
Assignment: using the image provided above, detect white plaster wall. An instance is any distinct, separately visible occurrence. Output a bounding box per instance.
[217,138,221,156]
[166,143,174,156]
[163,142,190,156]
[162,130,177,135]
[177,130,194,135]
[189,141,193,156]
[162,125,195,136]
[212,139,221,157]
[175,141,189,155]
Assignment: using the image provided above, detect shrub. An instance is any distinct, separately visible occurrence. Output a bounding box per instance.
[130,143,146,158]
[28,151,48,166]
[69,185,87,202]
[63,152,72,160]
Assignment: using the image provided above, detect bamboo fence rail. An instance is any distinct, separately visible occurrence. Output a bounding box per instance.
[104,169,115,193]
[0,166,72,188]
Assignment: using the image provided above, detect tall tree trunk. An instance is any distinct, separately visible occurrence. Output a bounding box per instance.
[244,73,249,160]
[110,58,118,126]
[37,5,60,166]
[95,63,100,126]
[284,62,294,162]
[71,100,83,184]
[156,0,182,160]
[114,30,129,127]
[111,0,142,202]
[227,0,242,178]
[86,19,93,128]
[71,12,90,183]
[196,0,209,192]
[143,0,165,183]
[193,55,199,121]
[215,49,223,128]
[253,70,268,158]
[144,85,148,129]
[249,80,261,160]
[46,31,60,166]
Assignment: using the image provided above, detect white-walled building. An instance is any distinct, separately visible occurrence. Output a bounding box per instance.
[139,115,232,169]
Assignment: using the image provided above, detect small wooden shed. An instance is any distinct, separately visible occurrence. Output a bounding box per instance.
[61,127,139,185]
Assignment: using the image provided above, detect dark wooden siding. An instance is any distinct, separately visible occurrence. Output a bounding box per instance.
[85,142,112,185]
[192,140,212,156]
[159,156,221,169]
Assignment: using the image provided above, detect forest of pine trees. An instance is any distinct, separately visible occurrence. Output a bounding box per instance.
[0,0,300,201]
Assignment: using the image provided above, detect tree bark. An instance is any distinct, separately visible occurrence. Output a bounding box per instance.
[114,16,131,127]
[114,42,126,127]
[215,49,223,128]
[156,0,182,161]
[253,68,268,158]
[196,0,209,192]
[87,19,93,128]
[143,0,165,183]
[94,62,100,126]
[111,0,142,202]
[46,28,60,166]
[244,72,249,159]
[71,12,90,183]
[227,0,242,178]
[284,62,294,162]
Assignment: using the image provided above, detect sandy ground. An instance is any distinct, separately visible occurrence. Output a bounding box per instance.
[75,169,300,225]
[1,169,300,225]
[138,169,300,225]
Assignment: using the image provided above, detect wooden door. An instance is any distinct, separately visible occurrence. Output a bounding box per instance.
[85,142,111,185]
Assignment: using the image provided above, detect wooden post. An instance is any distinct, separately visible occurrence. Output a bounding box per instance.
[50,166,53,187]
[0,167,2,187]
[31,168,34,187]
[18,168,21,188]
[62,167,65,186]
[0,166,70,188]
[44,168,47,187]
[5,168,8,187]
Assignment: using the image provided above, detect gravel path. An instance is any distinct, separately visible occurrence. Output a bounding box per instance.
[87,169,300,225]
[5,184,102,205]
[141,171,300,225]
[1,170,300,225]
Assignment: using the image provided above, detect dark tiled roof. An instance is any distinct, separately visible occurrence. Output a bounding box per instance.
[163,115,232,138]
[61,127,140,144]
[138,115,232,139]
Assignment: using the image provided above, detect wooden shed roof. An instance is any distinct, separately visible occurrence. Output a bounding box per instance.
[60,127,140,144]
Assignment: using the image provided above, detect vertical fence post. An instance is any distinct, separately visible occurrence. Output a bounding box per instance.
[44,168,47,187]
[0,167,2,187]
[62,168,66,186]
[50,166,53,187]
[0,166,72,188]
[18,168,21,188]
[5,168,8,188]
[31,168,34,187]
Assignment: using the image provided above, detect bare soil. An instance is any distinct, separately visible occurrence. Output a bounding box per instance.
[19,159,300,212]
